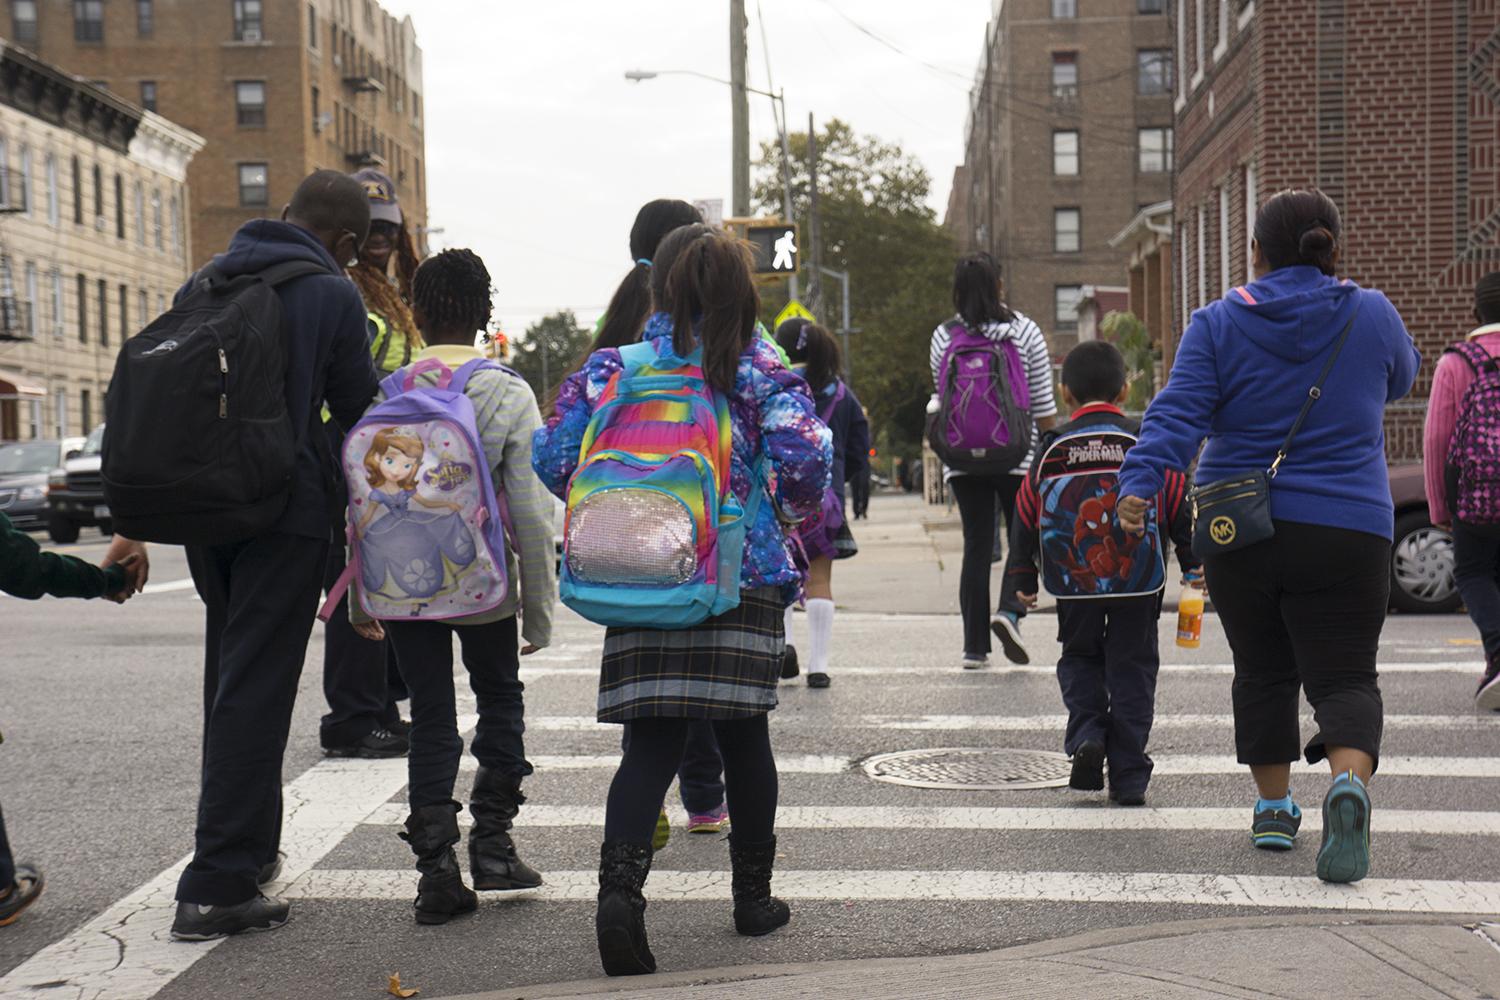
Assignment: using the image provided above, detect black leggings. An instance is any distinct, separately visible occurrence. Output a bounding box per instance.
[1203,520,1388,770]
[604,715,778,845]
[949,473,1024,655]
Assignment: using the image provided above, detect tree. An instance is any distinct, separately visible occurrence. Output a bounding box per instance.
[753,119,954,455]
[1098,310,1159,412]
[510,310,591,403]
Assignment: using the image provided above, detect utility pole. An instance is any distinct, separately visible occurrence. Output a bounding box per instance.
[820,266,854,387]
[730,0,750,218]
[807,112,822,316]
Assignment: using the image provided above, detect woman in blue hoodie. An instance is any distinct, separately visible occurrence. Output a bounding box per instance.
[1117,189,1419,885]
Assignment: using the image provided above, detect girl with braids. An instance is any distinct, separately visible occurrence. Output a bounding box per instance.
[352,249,557,926]
[534,225,830,977]
[775,319,869,688]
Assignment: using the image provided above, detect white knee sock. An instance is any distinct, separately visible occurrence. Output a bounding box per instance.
[784,604,797,648]
[807,598,835,674]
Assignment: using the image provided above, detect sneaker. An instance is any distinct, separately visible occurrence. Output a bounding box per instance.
[385,717,413,738]
[961,654,989,671]
[781,645,801,680]
[1069,740,1106,791]
[807,672,831,689]
[687,804,730,834]
[1477,659,1500,712]
[1316,772,1372,884]
[1109,787,1146,807]
[1251,802,1302,851]
[170,894,290,941]
[989,613,1030,665]
[651,808,671,852]
[257,851,286,887]
[323,726,409,759]
[0,864,44,928]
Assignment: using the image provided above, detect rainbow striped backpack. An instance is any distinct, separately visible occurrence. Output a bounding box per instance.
[560,341,762,628]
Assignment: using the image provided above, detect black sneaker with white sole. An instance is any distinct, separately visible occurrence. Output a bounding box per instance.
[1069,740,1106,791]
[323,726,409,759]
[990,615,1029,665]
[170,894,290,941]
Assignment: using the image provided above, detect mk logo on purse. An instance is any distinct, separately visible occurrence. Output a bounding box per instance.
[1209,516,1237,546]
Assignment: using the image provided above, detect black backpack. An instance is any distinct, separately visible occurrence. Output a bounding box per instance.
[102,260,330,545]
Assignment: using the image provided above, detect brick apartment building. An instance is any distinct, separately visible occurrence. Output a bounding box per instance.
[946,0,1175,354]
[9,0,427,265]
[1173,0,1496,460]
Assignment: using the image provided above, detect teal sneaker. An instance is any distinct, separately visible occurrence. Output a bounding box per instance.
[1316,772,1371,883]
[1251,802,1301,851]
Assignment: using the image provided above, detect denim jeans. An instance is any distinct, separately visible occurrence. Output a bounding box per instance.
[1453,524,1500,662]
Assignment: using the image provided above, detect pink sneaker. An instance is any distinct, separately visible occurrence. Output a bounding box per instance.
[687,804,729,834]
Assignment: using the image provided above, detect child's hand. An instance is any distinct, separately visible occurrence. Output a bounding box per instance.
[1117,495,1150,535]
[1017,591,1038,610]
[353,620,386,642]
[1181,567,1206,590]
[521,644,541,656]
[102,536,149,593]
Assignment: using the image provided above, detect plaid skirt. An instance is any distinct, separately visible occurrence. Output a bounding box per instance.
[597,587,784,723]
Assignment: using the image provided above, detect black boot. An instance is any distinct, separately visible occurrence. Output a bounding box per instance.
[596,841,656,976]
[399,803,478,926]
[729,834,790,937]
[468,766,543,890]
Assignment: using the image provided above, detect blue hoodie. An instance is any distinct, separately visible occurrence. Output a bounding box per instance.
[1117,266,1420,541]
[178,219,377,540]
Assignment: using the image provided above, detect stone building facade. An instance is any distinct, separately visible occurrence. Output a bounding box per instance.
[947,0,1176,355]
[11,0,427,265]
[0,43,202,442]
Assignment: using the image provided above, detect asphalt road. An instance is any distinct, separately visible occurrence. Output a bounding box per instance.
[1,506,1496,1000]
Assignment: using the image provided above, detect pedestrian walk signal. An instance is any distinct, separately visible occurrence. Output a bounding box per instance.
[746,223,799,276]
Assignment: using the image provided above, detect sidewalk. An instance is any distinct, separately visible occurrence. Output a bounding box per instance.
[454,915,1500,999]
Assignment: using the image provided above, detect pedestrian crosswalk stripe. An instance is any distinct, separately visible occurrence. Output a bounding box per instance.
[519,661,1485,678]
[284,868,1500,915]
[522,713,1500,732]
[359,803,1500,836]
[454,753,1500,778]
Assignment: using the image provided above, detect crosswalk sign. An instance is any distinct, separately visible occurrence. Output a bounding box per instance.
[746,223,799,275]
[775,300,816,330]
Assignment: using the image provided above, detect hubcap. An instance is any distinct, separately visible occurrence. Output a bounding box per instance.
[1392,526,1457,605]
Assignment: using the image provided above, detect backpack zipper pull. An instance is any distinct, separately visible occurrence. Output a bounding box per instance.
[218,348,228,374]
[219,348,228,418]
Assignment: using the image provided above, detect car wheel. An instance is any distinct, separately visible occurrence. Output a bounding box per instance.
[47,516,80,545]
[1390,510,1461,613]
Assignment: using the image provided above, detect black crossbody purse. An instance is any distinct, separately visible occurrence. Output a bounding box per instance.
[1190,297,1361,558]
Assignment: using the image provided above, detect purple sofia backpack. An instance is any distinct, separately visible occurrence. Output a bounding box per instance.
[1445,341,1500,530]
[926,318,1033,474]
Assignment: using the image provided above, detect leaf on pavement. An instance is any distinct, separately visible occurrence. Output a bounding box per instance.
[387,972,419,998]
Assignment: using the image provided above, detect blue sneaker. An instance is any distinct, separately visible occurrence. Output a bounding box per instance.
[1251,802,1301,851]
[1316,772,1371,883]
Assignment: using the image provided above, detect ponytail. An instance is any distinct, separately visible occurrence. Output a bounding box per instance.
[952,251,1015,329]
[591,261,654,352]
[658,228,758,393]
[776,319,841,394]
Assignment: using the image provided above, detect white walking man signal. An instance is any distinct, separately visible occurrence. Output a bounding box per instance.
[772,230,797,271]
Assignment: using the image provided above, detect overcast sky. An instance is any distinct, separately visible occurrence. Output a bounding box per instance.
[377,0,992,341]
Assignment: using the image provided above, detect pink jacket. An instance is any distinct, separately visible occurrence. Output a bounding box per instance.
[1424,324,1500,524]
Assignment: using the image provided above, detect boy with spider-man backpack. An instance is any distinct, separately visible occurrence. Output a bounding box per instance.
[1004,341,1198,806]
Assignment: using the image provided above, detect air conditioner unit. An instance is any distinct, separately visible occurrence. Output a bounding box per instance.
[243,26,262,42]
[94,215,107,232]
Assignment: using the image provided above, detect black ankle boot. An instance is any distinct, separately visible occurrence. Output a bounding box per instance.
[468,767,543,890]
[596,841,656,976]
[399,803,478,925]
[729,834,790,937]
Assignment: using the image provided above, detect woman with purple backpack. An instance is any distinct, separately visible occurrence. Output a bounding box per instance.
[929,252,1058,670]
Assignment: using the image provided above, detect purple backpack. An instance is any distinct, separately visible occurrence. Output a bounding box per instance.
[926,318,1033,474]
[1445,341,1500,528]
[320,357,515,623]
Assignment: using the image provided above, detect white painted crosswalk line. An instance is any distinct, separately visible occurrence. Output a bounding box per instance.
[285,868,1500,915]
[459,753,855,774]
[359,802,1500,836]
[520,661,1484,677]
[522,713,1500,732]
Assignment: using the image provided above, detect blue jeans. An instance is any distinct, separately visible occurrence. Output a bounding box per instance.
[1454,524,1500,662]
[621,720,726,813]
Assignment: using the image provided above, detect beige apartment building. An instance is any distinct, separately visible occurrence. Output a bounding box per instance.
[0,43,202,442]
[12,0,427,264]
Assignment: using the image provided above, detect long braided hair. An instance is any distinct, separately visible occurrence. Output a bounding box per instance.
[348,222,423,349]
[411,248,493,339]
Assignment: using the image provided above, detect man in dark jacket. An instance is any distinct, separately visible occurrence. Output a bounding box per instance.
[170,170,379,941]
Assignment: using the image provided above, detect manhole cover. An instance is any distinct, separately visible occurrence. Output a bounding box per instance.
[863,747,1071,790]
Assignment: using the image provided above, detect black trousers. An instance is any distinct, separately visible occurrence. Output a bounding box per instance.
[620,721,726,814]
[1453,524,1500,662]
[1202,521,1388,770]
[320,541,403,746]
[949,473,1025,655]
[386,616,531,809]
[851,470,871,519]
[1056,596,1162,793]
[180,533,328,905]
[0,801,12,887]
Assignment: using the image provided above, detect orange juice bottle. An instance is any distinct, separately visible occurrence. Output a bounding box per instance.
[1176,586,1204,649]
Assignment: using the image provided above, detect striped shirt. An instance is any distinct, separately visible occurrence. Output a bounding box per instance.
[929,311,1058,474]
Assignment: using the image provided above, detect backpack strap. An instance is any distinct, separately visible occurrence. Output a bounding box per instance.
[1448,340,1499,375]
[380,358,453,399]
[618,341,659,374]
[817,382,847,424]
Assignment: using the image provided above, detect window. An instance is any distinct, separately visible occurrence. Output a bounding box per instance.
[73,0,104,42]
[1194,0,1205,77]
[311,85,320,130]
[97,278,108,346]
[1051,0,1077,16]
[1217,0,1230,53]
[1054,208,1081,253]
[140,81,158,113]
[138,288,148,330]
[1139,0,1164,10]
[119,284,129,341]
[114,174,125,237]
[1138,50,1172,94]
[71,156,82,225]
[1055,286,1083,333]
[1197,205,1208,308]
[80,390,92,434]
[238,163,268,206]
[151,189,163,249]
[18,146,31,215]
[0,138,8,208]
[170,194,182,257]
[1243,161,1257,280]
[1053,130,1079,176]
[233,0,264,41]
[137,0,154,35]
[1176,0,1187,101]
[24,262,37,337]
[44,153,57,226]
[308,2,318,46]
[12,0,37,44]
[235,81,266,127]
[50,269,63,338]
[1219,185,1232,294]
[76,273,87,343]
[1180,224,1190,328]
[1138,127,1173,172]
[92,163,102,220]
[1052,52,1078,100]
[157,292,165,317]
[134,180,145,245]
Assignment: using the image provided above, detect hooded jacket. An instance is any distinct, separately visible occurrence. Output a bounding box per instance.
[1117,265,1420,541]
[179,219,378,541]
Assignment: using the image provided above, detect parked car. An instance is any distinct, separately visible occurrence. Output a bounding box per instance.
[1388,462,1460,614]
[46,423,109,543]
[0,437,85,532]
